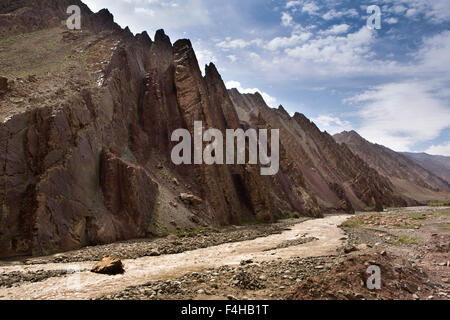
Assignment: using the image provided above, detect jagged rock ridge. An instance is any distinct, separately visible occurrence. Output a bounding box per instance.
[228,90,407,213]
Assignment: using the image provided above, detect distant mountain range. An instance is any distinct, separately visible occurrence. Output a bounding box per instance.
[334,131,450,204]
[401,152,450,185]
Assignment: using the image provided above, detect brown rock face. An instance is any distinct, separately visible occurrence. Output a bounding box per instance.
[91,257,124,275]
[101,151,159,240]
[334,131,450,204]
[0,76,7,92]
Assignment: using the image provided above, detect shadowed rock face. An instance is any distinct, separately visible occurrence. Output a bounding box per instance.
[0,0,411,259]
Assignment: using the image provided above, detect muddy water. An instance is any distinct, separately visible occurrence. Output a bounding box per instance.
[0,215,349,300]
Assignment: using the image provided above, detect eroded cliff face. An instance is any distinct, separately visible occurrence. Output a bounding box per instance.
[0,2,156,257]
[0,0,409,259]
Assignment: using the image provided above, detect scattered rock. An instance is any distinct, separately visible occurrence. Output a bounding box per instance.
[356,244,371,250]
[240,259,254,266]
[179,193,203,206]
[344,246,358,254]
[91,257,125,275]
[148,249,160,257]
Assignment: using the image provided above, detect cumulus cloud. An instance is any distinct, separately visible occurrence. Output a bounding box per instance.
[285,27,374,67]
[267,32,312,51]
[225,81,277,108]
[302,2,320,15]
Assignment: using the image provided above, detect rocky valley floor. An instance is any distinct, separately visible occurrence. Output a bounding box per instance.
[0,207,449,300]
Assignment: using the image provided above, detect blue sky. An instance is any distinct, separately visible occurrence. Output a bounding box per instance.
[83,0,450,156]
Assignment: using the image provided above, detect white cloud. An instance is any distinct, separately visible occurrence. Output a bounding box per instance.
[381,0,450,22]
[216,38,249,50]
[286,1,301,10]
[195,49,216,68]
[321,24,350,35]
[385,17,398,24]
[322,8,358,20]
[134,7,155,16]
[312,115,351,134]
[285,27,374,66]
[302,2,320,15]
[414,30,450,72]
[267,32,311,51]
[347,82,450,151]
[426,142,450,156]
[281,12,294,27]
[227,55,237,62]
[225,81,277,108]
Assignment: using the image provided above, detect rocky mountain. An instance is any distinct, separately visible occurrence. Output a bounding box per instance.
[228,91,406,214]
[0,0,413,259]
[334,131,450,204]
[401,153,450,185]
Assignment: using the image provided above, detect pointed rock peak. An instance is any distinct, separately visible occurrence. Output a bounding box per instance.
[173,38,192,50]
[93,8,121,31]
[136,31,152,46]
[205,62,221,79]
[335,130,363,140]
[277,105,290,116]
[97,8,114,20]
[154,29,172,45]
[293,112,310,123]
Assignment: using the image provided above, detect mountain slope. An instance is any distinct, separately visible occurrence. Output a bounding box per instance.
[401,153,450,185]
[334,131,450,203]
[228,90,407,213]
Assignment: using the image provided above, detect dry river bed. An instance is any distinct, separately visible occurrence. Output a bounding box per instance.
[0,207,449,300]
